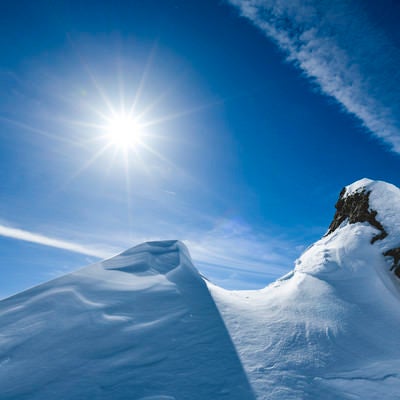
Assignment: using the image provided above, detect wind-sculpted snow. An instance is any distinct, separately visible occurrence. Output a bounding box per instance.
[0,240,255,400]
[208,179,400,399]
[2,179,400,399]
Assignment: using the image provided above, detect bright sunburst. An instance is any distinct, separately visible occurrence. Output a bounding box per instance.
[50,46,213,192]
[106,114,142,149]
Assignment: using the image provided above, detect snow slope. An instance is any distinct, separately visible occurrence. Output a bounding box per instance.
[0,240,255,400]
[2,178,400,399]
[208,178,400,399]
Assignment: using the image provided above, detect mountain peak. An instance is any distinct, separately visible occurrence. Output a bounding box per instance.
[106,239,192,276]
[327,179,387,243]
[319,178,400,279]
[344,177,375,195]
[208,179,400,399]
[0,238,254,400]
[3,180,400,399]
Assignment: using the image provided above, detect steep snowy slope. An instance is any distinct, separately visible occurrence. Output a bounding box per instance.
[0,240,255,400]
[2,178,400,400]
[208,178,400,399]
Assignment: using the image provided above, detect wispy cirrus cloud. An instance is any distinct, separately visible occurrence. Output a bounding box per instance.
[228,0,400,152]
[0,224,114,259]
[185,218,304,288]
[0,217,304,290]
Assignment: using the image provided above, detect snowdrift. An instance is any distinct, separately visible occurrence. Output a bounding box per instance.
[0,240,254,399]
[1,178,400,399]
[209,178,400,399]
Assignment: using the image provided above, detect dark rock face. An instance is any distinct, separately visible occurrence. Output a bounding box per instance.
[327,188,387,244]
[384,248,400,278]
[327,186,400,279]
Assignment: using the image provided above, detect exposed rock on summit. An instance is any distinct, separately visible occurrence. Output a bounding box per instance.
[326,181,400,280]
[327,187,387,244]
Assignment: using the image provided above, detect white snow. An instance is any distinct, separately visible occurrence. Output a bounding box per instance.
[0,240,254,400]
[2,179,400,399]
[208,178,400,399]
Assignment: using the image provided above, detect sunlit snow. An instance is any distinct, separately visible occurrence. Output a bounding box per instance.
[1,179,400,399]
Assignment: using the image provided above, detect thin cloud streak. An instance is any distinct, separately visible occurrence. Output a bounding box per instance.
[188,237,293,278]
[184,218,302,286]
[0,224,113,259]
[0,217,305,289]
[229,0,400,152]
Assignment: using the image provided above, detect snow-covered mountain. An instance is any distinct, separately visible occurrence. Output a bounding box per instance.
[208,178,400,399]
[0,240,254,399]
[1,178,400,399]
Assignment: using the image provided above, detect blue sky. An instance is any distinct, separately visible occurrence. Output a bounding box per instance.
[1,0,400,297]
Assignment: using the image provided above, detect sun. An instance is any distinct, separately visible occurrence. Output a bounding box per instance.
[107,114,142,149]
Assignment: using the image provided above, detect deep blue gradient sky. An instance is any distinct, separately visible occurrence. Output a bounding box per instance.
[1,0,400,297]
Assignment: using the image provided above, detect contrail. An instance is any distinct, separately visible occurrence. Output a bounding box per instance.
[0,224,112,258]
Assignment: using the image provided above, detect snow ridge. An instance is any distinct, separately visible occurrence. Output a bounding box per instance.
[0,240,255,400]
[2,179,400,399]
[208,178,400,399]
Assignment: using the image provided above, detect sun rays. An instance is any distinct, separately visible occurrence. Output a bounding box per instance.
[0,42,224,238]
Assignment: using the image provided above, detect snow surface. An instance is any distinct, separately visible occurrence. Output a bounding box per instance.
[208,179,400,399]
[1,179,400,399]
[0,240,255,399]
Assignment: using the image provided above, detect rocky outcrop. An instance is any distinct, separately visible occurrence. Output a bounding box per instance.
[326,186,400,279]
[327,188,387,244]
[383,248,400,278]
